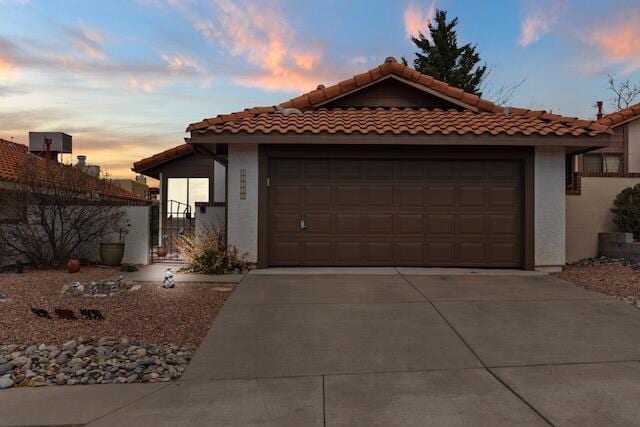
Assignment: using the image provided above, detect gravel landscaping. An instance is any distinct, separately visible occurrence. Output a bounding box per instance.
[555,257,640,306]
[0,266,234,389]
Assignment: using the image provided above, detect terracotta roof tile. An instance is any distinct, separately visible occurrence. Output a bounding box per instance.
[194,108,609,138]
[598,103,640,127]
[0,139,145,203]
[133,143,193,172]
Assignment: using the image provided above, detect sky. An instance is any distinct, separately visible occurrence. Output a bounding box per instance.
[1,0,640,178]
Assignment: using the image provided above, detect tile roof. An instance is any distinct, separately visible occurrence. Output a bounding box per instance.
[598,103,640,127]
[186,58,609,137]
[194,107,610,137]
[0,139,146,203]
[132,143,193,174]
[136,57,613,173]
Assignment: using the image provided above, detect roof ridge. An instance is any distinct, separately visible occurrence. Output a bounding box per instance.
[598,102,640,127]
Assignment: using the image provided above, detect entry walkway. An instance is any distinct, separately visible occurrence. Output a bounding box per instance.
[3,269,640,426]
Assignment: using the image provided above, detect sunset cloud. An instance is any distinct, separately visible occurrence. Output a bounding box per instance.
[518,0,565,46]
[586,15,640,74]
[404,1,436,39]
[0,55,18,80]
[157,0,341,92]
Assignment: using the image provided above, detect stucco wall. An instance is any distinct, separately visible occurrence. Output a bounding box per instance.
[534,146,566,269]
[214,160,226,203]
[121,205,151,265]
[566,176,640,263]
[195,205,225,235]
[628,120,640,173]
[227,144,258,263]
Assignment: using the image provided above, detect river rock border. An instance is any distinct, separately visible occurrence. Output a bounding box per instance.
[0,338,192,389]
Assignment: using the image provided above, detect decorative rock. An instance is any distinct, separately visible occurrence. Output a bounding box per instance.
[63,340,77,352]
[29,376,46,387]
[0,377,14,389]
[0,364,15,376]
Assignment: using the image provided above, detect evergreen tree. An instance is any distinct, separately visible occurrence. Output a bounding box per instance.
[408,9,487,95]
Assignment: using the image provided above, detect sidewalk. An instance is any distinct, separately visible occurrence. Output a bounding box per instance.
[119,262,245,283]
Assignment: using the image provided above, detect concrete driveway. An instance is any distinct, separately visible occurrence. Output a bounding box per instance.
[5,269,640,426]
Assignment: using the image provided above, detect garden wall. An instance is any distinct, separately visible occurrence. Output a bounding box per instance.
[566,175,640,263]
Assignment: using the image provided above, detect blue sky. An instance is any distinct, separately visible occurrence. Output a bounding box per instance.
[1,0,639,177]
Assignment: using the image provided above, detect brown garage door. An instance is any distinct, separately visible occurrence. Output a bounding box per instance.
[268,158,523,267]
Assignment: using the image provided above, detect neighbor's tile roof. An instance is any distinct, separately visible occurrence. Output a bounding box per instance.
[132,143,193,174]
[197,107,610,137]
[0,139,146,203]
[598,103,640,127]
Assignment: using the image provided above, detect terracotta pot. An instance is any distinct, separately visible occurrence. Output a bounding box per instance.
[67,259,81,273]
[156,246,168,257]
[99,242,125,266]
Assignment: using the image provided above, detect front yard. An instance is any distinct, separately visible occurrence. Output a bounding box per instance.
[555,257,640,305]
[0,266,233,389]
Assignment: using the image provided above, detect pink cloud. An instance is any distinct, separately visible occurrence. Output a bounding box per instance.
[518,0,565,47]
[588,17,640,74]
[66,22,107,60]
[0,55,18,80]
[165,0,339,93]
[404,1,436,40]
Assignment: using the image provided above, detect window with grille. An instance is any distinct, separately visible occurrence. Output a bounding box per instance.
[583,154,623,173]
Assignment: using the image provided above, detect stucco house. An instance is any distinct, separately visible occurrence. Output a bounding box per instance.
[134,57,617,271]
[0,138,150,266]
[566,104,640,262]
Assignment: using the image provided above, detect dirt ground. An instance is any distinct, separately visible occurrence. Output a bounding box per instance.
[556,263,640,300]
[0,266,232,346]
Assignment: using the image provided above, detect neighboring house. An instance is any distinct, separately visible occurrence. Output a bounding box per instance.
[134,57,616,271]
[112,175,151,199]
[570,103,640,174]
[0,138,151,265]
[566,104,640,262]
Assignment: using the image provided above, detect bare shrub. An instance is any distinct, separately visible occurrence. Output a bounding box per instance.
[177,226,248,274]
[0,157,128,266]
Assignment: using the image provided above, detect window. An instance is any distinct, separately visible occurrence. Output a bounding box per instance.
[583,154,623,173]
[166,178,209,218]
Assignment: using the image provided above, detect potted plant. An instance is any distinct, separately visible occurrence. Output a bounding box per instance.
[100,220,130,266]
[67,258,81,273]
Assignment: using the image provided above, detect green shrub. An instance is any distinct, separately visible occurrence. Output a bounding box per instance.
[177,226,248,275]
[611,184,640,239]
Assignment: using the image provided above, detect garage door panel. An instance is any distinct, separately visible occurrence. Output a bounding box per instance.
[305,214,331,234]
[271,241,302,264]
[457,161,487,179]
[488,161,521,179]
[335,214,363,233]
[272,186,302,206]
[397,214,423,233]
[458,243,486,263]
[334,160,363,180]
[489,215,519,235]
[427,161,455,178]
[335,242,363,262]
[304,159,332,179]
[335,186,362,205]
[426,242,455,263]
[489,243,520,264]
[396,161,424,179]
[304,186,332,205]
[426,187,455,206]
[304,241,332,262]
[458,214,486,234]
[366,186,393,206]
[268,157,523,267]
[489,187,519,207]
[397,186,424,206]
[366,214,394,233]
[271,159,302,179]
[365,160,393,179]
[366,242,393,262]
[458,187,486,206]
[396,242,424,262]
[272,213,300,233]
[427,214,454,234]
